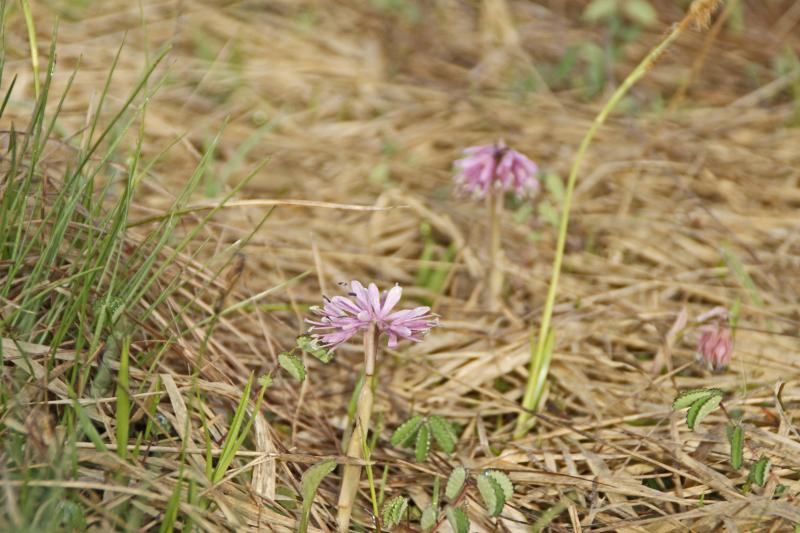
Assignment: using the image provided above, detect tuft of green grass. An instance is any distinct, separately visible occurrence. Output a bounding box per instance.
[0,13,286,528]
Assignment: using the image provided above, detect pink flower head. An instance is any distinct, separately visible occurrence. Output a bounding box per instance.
[696,307,733,371]
[306,281,438,351]
[453,140,539,199]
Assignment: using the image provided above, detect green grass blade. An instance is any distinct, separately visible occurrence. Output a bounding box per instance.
[20,0,39,98]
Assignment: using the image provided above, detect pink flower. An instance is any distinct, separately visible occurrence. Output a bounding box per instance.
[453,140,539,199]
[696,310,733,371]
[306,281,438,351]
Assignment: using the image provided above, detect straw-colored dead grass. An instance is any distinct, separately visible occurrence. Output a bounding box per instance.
[3,0,800,531]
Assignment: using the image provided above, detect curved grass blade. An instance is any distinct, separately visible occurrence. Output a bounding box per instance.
[299,459,337,533]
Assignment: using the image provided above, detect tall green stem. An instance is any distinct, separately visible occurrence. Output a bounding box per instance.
[514,20,695,438]
[337,324,379,532]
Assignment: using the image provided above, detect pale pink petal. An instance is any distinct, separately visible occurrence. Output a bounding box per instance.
[381,284,402,316]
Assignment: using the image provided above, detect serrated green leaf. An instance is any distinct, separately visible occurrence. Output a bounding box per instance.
[420,505,437,531]
[751,456,771,487]
[446,506,470,533]
[299,460,336,533]
[622,0,657,27]
[583,0,618,22]
[278,352,306,381]
[487,470,514,500]
[415,422,431,462]
[477,474,505,517]
[687,392,723,431]
[382,495,408,529]
[429,415,458,454]
[297,335,334,363]
[673,388,721,410]
[390,415,424,448]
[730,425,744,470]
[446,466,467,500]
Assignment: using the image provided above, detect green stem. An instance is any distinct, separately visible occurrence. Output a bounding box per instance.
[514,22,688,438]
[361,431,380,526]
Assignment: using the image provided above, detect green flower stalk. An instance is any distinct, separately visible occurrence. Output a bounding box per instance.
[514,0,726,438]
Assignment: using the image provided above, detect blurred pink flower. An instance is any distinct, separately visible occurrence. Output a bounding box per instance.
[696,314,733,371]
[307,281,438,351]
[453,140,539,199]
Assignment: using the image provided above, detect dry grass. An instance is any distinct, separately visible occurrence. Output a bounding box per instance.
[2,0,800,531]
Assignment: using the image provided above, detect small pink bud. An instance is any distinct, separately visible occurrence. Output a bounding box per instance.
[696,321,733,371]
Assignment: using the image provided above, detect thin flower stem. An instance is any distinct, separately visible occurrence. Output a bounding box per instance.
[514,13,705,438]
[361,436,381,531]
[487,190,503,311]
[337,324,379,532]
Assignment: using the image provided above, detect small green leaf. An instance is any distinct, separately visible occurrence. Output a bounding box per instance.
[446,506,470,533]
[750,456,771,487]
[415,422,431,462]
[278,352,306,381]
[486,470,514,500]
[297,335,334,363]
[382,495,408,529]
[583,0,618,22]
[258,373,273,388]
[420,505,437,531]
[445,466,467,500]
[299,460,337,533]
[429,415,458,454]
[390,415,425,447]
[477,474,505,517]
[673,388,721,410]
[729,425,744,470]
[621,0,657,27]
[686,392,723,431]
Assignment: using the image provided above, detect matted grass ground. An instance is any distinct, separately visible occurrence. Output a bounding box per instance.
[2,1,800,531]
